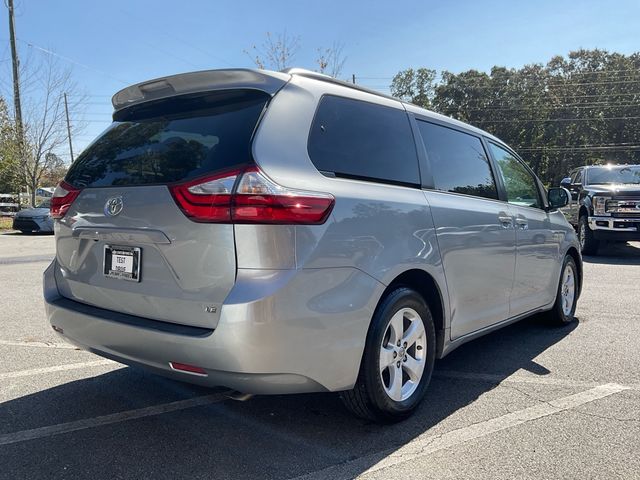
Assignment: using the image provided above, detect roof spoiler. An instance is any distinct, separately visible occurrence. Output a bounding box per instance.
[111,69,291,112]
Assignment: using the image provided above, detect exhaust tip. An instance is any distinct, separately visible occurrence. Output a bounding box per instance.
[225,391,254,402]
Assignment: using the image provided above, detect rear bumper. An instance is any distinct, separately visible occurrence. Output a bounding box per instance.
[44,260,383,394]
[588,216,640,241]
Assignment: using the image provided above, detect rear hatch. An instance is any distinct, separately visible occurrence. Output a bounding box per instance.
[53,89,271,329]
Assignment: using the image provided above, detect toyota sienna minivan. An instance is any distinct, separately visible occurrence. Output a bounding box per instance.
[44,68,582,422]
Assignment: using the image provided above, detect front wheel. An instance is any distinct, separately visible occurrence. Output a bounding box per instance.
[341,288,436,423]
[546,255,579,326]
[578,216,599,255]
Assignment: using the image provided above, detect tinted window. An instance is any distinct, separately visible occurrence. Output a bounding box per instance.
[489,143,541,209]
[574,169,584,184]
[587,165,640,185]
[308,96,420,185]
[417,121,497,199]
[65,90,269,188]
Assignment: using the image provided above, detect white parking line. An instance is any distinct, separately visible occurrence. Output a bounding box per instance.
[435,370,640,391]
[0,393,229,446]
[0,360,116,380]
[0,339,78,350]
[292,383,630,480]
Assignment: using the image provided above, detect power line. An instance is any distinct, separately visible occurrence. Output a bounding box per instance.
[361,79,640,90]
[464,103,640,112]
[517,145,640,151]
[118,8,235,68]
[18,39,132,85]
[357,68,640,82]
[475,116,640,124]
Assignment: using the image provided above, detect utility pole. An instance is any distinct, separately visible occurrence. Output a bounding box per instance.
[63,93,74,162]
[7,0,23,136]
[352,74,356,84]
[7,0,25,207]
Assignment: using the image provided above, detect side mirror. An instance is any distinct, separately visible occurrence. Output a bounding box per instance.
[560,177,572,189]
[548,187,570,209]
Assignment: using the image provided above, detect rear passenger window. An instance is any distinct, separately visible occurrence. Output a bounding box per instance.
[308,95,420,185]
[417,121,498,200]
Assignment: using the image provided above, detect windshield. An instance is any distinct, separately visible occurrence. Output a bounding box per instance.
[588,166,640,185]
[36,201,51,209]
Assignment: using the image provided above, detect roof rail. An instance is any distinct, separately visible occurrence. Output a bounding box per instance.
[281,68,399,102]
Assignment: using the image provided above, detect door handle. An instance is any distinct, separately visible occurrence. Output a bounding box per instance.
[498,214,513,229]
[515,218,529,230]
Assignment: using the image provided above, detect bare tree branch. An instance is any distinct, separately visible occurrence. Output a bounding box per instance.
[17,54,87,205]
[244,31,300,71]
[316,42,347,78]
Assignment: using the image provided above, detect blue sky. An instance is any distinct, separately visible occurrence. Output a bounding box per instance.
[2,0,639,157]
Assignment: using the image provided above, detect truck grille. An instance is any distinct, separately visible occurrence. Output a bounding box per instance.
[606,198,640,215]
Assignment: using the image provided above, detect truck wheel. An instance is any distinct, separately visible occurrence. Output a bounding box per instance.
[340,287,436,423]
[578,216,599,255]
[546,255,579,326]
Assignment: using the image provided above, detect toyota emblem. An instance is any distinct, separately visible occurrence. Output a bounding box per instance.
[104,196,124,217]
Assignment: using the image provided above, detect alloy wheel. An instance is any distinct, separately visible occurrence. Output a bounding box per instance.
[379,308,426,402]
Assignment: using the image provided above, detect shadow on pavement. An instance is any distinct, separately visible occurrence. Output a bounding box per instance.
[0,316,577,480]
[583,241,640,265]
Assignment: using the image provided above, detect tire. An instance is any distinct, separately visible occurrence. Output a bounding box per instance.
[546,255,579,326]
[578,215,599,255]
[341,287,436,423]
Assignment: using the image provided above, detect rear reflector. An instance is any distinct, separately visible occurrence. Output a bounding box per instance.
[50,181,82,219]
[169,167,334,224]
[169,362,208,376]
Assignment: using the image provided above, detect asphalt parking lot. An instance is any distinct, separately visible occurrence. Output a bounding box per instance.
[0,232,639,480]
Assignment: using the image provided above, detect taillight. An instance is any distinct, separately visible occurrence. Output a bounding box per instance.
[233,168,334,224]
[169,167,334,224]
[50,181,81,219]
[169,170,239,222]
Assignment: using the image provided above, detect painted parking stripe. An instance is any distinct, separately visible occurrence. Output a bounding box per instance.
[0,360,116,380]
[0,393,230,446]
[292,383,630,480]
[435,370,640,391]
[0,255,54,265]
[0,339,78,350]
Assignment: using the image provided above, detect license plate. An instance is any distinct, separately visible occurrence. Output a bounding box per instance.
[103,245,141,282]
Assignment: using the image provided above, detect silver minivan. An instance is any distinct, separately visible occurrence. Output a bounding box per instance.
[44,68,582,422]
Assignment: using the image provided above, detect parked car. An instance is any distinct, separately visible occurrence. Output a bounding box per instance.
[560,164,640,255]
[44,68,582,422]
[12,200,54,233]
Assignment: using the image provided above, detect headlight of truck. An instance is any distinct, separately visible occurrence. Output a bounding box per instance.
[593,196,609,216]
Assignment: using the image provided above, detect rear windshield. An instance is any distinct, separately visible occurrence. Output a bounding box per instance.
[65,89,269,188]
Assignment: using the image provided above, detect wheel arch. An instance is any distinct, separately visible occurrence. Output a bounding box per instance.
[377,269,447,358]
[578,204,590,219]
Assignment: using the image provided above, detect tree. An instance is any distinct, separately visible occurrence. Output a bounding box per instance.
[390,68,437,107]
[244,31,300,70]
[245,33,348,77]
[0,97,21,194]
[18,55,86,205]
[39,152,67,187]
[397,49,640,185]
[316,42,347,78]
